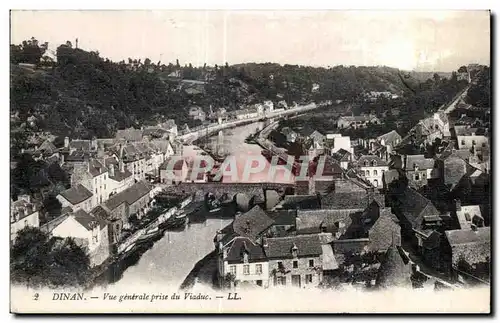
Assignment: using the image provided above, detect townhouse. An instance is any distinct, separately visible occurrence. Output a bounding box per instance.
[356,155,389,189]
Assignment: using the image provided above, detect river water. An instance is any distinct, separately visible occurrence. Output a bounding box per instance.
[101,121,267,288]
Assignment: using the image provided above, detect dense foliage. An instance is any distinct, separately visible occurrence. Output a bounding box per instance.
[11,227,91,287]
[11,38,435,146]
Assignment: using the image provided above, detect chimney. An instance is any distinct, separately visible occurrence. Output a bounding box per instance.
[109,164,115,177]
[455,199,461,212]
[91,137,98,150]
[64,137,70,148]
[60,153,65,165]
[87,160,91,173]
[119,159,125,172]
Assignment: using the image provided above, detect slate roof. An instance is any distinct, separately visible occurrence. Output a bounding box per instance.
[72,209,106,230]
[321,191,373,210]
[320,155,344,176]
[331,149,351,163]
[332,238,370,254]
[357,155,389,167]
[225,237,267,264]
[104,180,152,211]
[233,205,275,240]
[395,187,440,228]
[88,159,108,177]
[377,130,401,146]
[280,194,321,210]
[296,208,363,235]
[269,209,297,226]
[405,155,435,170]
[321,244,339,270]
[108,168,133,182]
[454,125,479,136]
[65,151,90,162]
[264,234,322,259]
[443,156,467,189]
[383,169,402,186]
[37,139,57,153]
[11,198,41,222]
[59,184,93,205]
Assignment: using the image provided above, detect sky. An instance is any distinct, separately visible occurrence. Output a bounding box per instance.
[10,10,490,72]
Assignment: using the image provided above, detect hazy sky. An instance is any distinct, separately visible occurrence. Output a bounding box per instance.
[11,10,490,71]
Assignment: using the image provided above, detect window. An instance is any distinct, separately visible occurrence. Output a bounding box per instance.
[414,174,420,181]
[243,265,250,275]
[24,219,28,227]
[373,170,378,176]
[229,265,236,275]
[472,140,476,146]
[360,170,365,176]
[373,179,379,188]
[104,174,106,180]
[371,160,377,167]
[366,170,370,176]
[277,276,286,286]
[422,173,426,178]
[364,160,369,166]
[305,274,313,284]
[461,140,466,146]
[293,261,298,268]
[464,213,471,221]
[482,143,486,147]
[309,259,314,268]
[278,261,284,270]
[256,264,262,274]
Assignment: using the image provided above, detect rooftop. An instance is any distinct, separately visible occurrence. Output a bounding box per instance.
[233,205,275,240]
[59,184,93,205]
[264,234,322,259]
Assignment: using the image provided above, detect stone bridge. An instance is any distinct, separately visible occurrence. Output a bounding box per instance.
[159,182,295,199]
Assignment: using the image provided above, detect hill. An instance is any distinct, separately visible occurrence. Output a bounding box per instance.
[10,38,457,155]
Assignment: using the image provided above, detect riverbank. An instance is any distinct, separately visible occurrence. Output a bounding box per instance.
[179,250,218,291]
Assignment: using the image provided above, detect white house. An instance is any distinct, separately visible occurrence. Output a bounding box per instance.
[326,133,354,155]
[51,209,109,267]
[216,236,270,288]
[357,155,389,188]
[10,195,40,242]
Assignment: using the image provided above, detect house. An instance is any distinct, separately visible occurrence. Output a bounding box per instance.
[377,130,402,149]
[326,134,354,156]
[10,195,41,242]
[51,209,109,267]
[281,127,298,143]
[275,194,321,210]
[404,155,438,190]
[337,115,381,129]
[264,234,324,288]
[57,184,94,212]
[356,155,389,189]
[295,208,364,238]
[188,106,206,121]
[160,157,188,184]
[389,187,442,247]
[267,210,297,237]
[330,149,352,169]
[453,126,489,150]
[104,157,134,196]
[216,236,269,288]
[442,226,490,281]
[263,100,274,113]
[233,205,275,241]
[70,159,110,208]
[234,107,260,120]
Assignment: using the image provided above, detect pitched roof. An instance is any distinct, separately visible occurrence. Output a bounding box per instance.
[405,155,435,170]
[69,140,92,151]
[72,209,106,230]
[269,209,297,226]
[37,139,57,153]
[88,159,108,177]
[296,208,363,235]
[321,244,339,270]
[59,184,93,205]
[375,245,411,288]
[233,205,275,240]
[443,156,467,189]
[331,149,351,162]
[454,125,479,136]
[396,188,440,228]
[383,169,402,185]
[332,238,370,254]
[321,191,373,210]
[280,194,321,210]
[357,155,389,167]
[224,237,267,263]
[264,234,322,259]
[377,130,401,145]
[104,180,152,211]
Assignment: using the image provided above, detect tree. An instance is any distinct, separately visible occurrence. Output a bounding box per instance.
[11,227,49,260]
[176,59,180,68]
[144,58,151,66]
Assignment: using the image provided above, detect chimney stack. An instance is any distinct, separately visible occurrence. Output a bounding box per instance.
[64,137,70,148]
[109,164,115,177]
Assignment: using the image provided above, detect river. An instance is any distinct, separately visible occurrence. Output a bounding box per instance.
[99,121,267,288]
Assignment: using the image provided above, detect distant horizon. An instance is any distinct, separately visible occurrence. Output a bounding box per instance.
[11,10,490,73]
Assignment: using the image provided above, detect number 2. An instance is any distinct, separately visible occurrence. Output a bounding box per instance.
[33,293,39,301]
